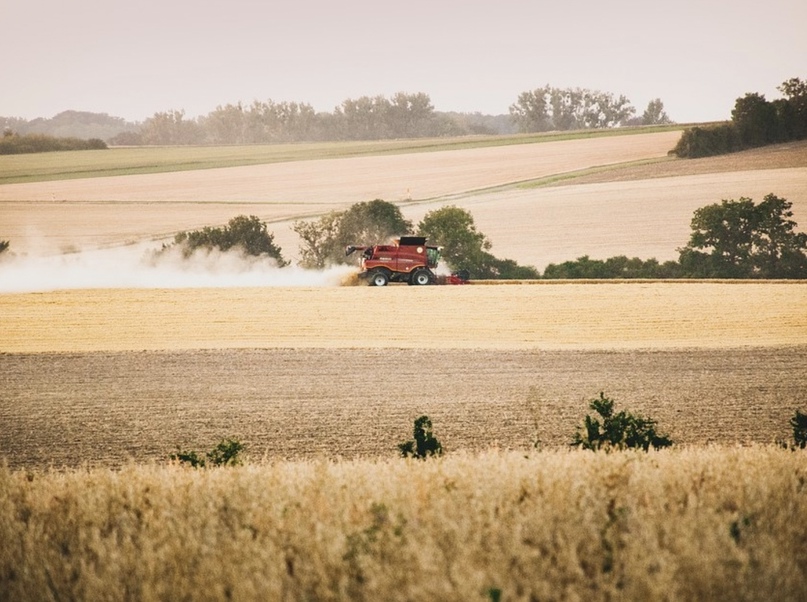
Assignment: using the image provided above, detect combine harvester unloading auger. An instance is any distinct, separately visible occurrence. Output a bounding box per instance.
[345,236,470,286]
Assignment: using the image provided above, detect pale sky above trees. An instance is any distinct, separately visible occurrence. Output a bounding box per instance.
[3,0,805,124]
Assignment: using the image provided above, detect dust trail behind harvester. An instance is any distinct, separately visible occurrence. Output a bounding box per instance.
[0,243,358,293]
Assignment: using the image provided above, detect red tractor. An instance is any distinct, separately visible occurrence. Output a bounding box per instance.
[346,236,469,286]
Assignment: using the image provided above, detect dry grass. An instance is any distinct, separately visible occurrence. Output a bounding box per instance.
[2,447,806,601]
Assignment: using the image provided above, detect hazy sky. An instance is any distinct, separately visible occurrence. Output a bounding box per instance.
[3,0,805,124]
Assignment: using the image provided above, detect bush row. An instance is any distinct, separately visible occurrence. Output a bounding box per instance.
[672,76,807,158]
[0,132,107,155]
[175,399,807,467]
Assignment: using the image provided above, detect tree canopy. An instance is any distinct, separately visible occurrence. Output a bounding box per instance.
[509,85,637,133]
[678,194,807,278]
[543,194,807,280]
[673,76,807,158]
[293,199,412,269]
[416,206,539,279]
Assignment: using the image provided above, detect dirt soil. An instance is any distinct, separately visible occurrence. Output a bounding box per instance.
[2,346,805,470]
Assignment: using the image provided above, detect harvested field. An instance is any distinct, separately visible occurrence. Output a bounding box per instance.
[1,131,681,256]
[407,167,807,268]
[2,132,806,269]
[1,346,805,469]
[1,282,806,469]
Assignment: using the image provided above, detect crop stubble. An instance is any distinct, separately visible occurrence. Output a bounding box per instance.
[2,346,806,469]
[2,283,806,468]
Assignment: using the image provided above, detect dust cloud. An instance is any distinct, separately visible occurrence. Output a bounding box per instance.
[0,244,358,293]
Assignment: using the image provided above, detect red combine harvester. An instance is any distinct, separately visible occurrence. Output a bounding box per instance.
[345,236,470,286]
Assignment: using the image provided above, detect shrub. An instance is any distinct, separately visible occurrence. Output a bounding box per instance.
[671,123,742,158]
[398,415,443,459]
[171,437,244,468]
[0,133,108,154]
[171,215,288,265]
[791,409,807,449]
[571,392,673,452]
[0,240,9,255]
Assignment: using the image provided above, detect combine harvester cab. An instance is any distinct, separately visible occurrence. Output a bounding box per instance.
[346,236,468,286]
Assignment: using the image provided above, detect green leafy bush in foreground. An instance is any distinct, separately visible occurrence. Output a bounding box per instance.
[171,438,244,468]
[572,392,673,451]
[791,409,807,449]
[398,415,443,459]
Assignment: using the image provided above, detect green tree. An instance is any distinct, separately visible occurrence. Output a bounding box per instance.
[416,206,538,279]
[641,98,672,125]
[293,211,344,269]
[509,86,551,132]
[398,415,443,459]
[172,215,288,265]
[731,93,777,148]
[671,123,742,158]
[510,85,635,132]
[293,199,412,268]
[141,109,202,145]
[678,194,807,278]
[542,255,683,279]
[417,206,492,272]
[777,77,807,139]
[387,92,436,138]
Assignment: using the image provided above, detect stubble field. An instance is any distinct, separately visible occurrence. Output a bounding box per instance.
[2,282,806,469]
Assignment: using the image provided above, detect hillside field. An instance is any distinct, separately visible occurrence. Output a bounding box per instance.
[1,132,806,269]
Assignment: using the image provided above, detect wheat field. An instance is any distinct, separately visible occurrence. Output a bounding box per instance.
[2,448,806,601]
[2,282,806,353]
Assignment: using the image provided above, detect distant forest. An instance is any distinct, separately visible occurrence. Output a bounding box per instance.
[0,87,673,146]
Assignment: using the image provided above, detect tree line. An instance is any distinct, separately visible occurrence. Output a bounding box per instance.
[672,77,807,158]
[509,86,671,132]
[139,193,807,281]
[0,129,107,155]
[116,88,671,145]
[3,85,672,148]
[108,94,517,146]
[1,87,670,148]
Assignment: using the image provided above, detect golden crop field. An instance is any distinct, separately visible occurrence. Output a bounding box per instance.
[2,131,807,601]
[2,448,806,602]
